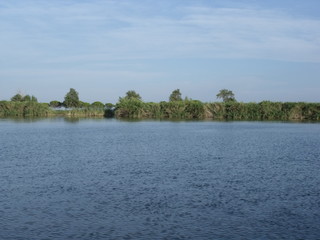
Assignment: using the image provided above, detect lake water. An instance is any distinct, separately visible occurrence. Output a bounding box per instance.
[1,118,320,240]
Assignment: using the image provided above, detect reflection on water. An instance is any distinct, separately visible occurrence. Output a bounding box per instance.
[64,117,81,123]
[0,119,320,239]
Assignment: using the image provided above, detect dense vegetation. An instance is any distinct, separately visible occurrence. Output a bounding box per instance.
[205,101,320,121]
[115,99,320,121]
[1,89,319,120]
[0,101,52,117]
[114,90,320,120]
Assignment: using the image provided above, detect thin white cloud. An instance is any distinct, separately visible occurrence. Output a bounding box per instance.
[0,1,320,103]
[1,1,320,64]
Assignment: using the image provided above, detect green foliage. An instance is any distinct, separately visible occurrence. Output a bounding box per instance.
[2,89,320,121]
[91,101,104,109]
[64,88,80,108]
[160,101,186,119]
[123,90,142,101]
[142,102,162,118]
[21,95,37,102]
[11,93,23,102]
[223,102,240,119]
[10,93,38,102]
[79,101,90,108]
[115,98,144,118]
[203,101,320,121]
[105,103,114,109]
[115,98,205,120]
[169,89,182,102]
[31,96,38,102]
[160,100,204,119]
[0,101,51,117]
[184,100,205,119]
[49,100,62,108]
[115,91,144,118]
[114,94,320,121]
[22,95,31,101]
[216,89,236,102]
[259,101,283,120]
[205,103,225,119]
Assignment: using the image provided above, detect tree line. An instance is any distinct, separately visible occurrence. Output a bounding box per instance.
[0,88,319,120]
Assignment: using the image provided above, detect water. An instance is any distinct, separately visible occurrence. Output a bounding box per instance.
[0,118,320,240]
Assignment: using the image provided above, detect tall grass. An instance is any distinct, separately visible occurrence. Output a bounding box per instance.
[115,99,320,121]
[204,101,320,121]
[1,99,319,120]
[115,99,205,119]
[0,101,52,117]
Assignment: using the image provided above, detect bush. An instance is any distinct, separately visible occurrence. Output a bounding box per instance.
[0,101,51,117]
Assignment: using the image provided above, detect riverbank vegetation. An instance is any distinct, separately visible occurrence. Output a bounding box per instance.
[1,89,319,120]
[0,100,52,117]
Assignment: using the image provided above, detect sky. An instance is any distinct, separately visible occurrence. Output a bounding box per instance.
[0,0,320,103]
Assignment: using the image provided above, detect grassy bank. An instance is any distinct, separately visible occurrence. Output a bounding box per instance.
[115,100,320,121]
[1,100,319,121]
[0,101,108,118]
[0,101,52,117]
[205,101,320,120]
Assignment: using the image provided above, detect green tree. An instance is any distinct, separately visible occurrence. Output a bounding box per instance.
[49,100,62,108]
[169,89,182,102]
[115,98,144,118]
[91,101,104,109]
[64,88,80,108]
[11,93,23,102]
[79,101,90,108]
[31,95,38,102]
[23,95,31,101]
[216,89,236,102]
[123,90,142,101]
[22,95,38,102]
[105,103,115,110]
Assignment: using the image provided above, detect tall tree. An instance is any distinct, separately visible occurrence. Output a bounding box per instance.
[23,95,31,101]
[11,93,23,102]
[31,95,38,102]
[216,89,236,102]
[169,89,182,102]
[124,90,142,101]
[64,88,80,108]
[22,95,37,102]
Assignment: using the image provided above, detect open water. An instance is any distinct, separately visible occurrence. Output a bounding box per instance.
[0,118,320,239]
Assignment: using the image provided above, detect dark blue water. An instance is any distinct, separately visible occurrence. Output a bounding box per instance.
[1,118,320,239]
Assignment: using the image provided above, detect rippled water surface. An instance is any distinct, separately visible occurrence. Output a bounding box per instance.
[1,118,320,239]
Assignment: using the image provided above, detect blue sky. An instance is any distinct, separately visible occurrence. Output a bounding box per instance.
[0,0,319,103]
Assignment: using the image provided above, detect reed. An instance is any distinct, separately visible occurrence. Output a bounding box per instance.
[204,101,320,121]
[0,101,52,117]
[115,99,205,120]
[1,99,319,120]
[114,99,320,121]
